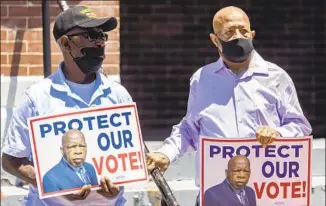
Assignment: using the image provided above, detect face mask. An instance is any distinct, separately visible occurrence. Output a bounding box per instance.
[71,47,105,75]
[218,38,254,63]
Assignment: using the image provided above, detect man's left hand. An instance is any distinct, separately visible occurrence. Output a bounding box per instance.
[97,176,120,198]
[256,126,281,148]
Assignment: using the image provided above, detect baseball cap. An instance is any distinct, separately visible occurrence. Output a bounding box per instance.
[53,6,118,41]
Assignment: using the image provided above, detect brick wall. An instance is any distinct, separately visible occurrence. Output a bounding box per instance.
[0,0,120,76]
[120,0,326,139]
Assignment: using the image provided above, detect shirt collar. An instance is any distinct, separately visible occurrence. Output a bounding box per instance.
[51,61,113,95]
[248,50,269,75]
[213,50,269,75]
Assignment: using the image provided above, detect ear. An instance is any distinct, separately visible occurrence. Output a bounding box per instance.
[225,169,228,177]
[210,33,222,52]
[58,36,71,52]
[210,33,219,47]
[251,30,256,39]
[60,147,64,156]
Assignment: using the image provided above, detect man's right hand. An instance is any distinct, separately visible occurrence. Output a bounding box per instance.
[146,152,170,173]
[64,184,91,201]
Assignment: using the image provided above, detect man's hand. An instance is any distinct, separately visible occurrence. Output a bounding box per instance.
[256,126,281,148]
[96,176,120,198]
[1,192,7,200]
[2,154,37,187]
[64,184,91,201]
[146,152,170,173]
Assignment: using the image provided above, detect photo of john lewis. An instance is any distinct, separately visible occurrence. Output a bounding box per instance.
[204,155,257,206]
[42,129,98,193]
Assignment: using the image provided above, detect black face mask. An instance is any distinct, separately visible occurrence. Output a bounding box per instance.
[71,47,105,75]
[218,38,254,63]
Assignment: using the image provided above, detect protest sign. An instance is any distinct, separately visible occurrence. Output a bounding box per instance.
[200,137,312,206]
[28,103,148,199]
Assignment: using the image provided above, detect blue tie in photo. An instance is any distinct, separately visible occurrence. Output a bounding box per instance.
[79,167,91,184]
[239,190,248,206]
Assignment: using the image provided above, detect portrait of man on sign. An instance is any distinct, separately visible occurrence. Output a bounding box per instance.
[42,129,98,193]
[204,155,256,206]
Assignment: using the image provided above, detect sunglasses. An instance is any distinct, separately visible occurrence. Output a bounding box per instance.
[67,30,108,42]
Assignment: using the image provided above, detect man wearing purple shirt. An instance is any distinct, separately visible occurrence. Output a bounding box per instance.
[146,6,312,206]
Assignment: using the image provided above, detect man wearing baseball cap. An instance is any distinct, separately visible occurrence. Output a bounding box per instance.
[2,6,130,206]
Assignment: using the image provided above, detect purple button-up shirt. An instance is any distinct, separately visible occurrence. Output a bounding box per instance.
[157,51,312,186]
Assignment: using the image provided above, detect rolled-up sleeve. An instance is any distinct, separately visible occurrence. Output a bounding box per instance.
[116,84,133,104]
[156,76,200,162]
[2,92,36,158]
[276,73,312,137]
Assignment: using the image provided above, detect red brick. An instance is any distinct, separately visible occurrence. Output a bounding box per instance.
[78,1,102,6]
[1,17,27,29]
[25,0,64,7]
[28,42,62,53]
[1,42,27,53]
[101,1,119,6]
[26,0,41,5]
[90,7,119,18]
[8,54,63,65]
[1,65,28,76]
[1,30,7,40]
[50,20,56,33]
[50,42,61,53]
[105,41,119,53]
[1,1,27,5]
[28,66,43,75]
[103,53,119,65]
[8,6,41,17]
[26,0,46,5]
[27,17,56,29]
[50,6,62,17]
[1,6,8,17]
[106,30,118,40]
[51,54,64,64]
[60,1,86,7]
[51,66,58,74]
[27,42,42,53]
[28,65,57,76]
[102,65,119,75]
[9,54,36,65]
[1,54,8,65]
[8,29,42,41]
